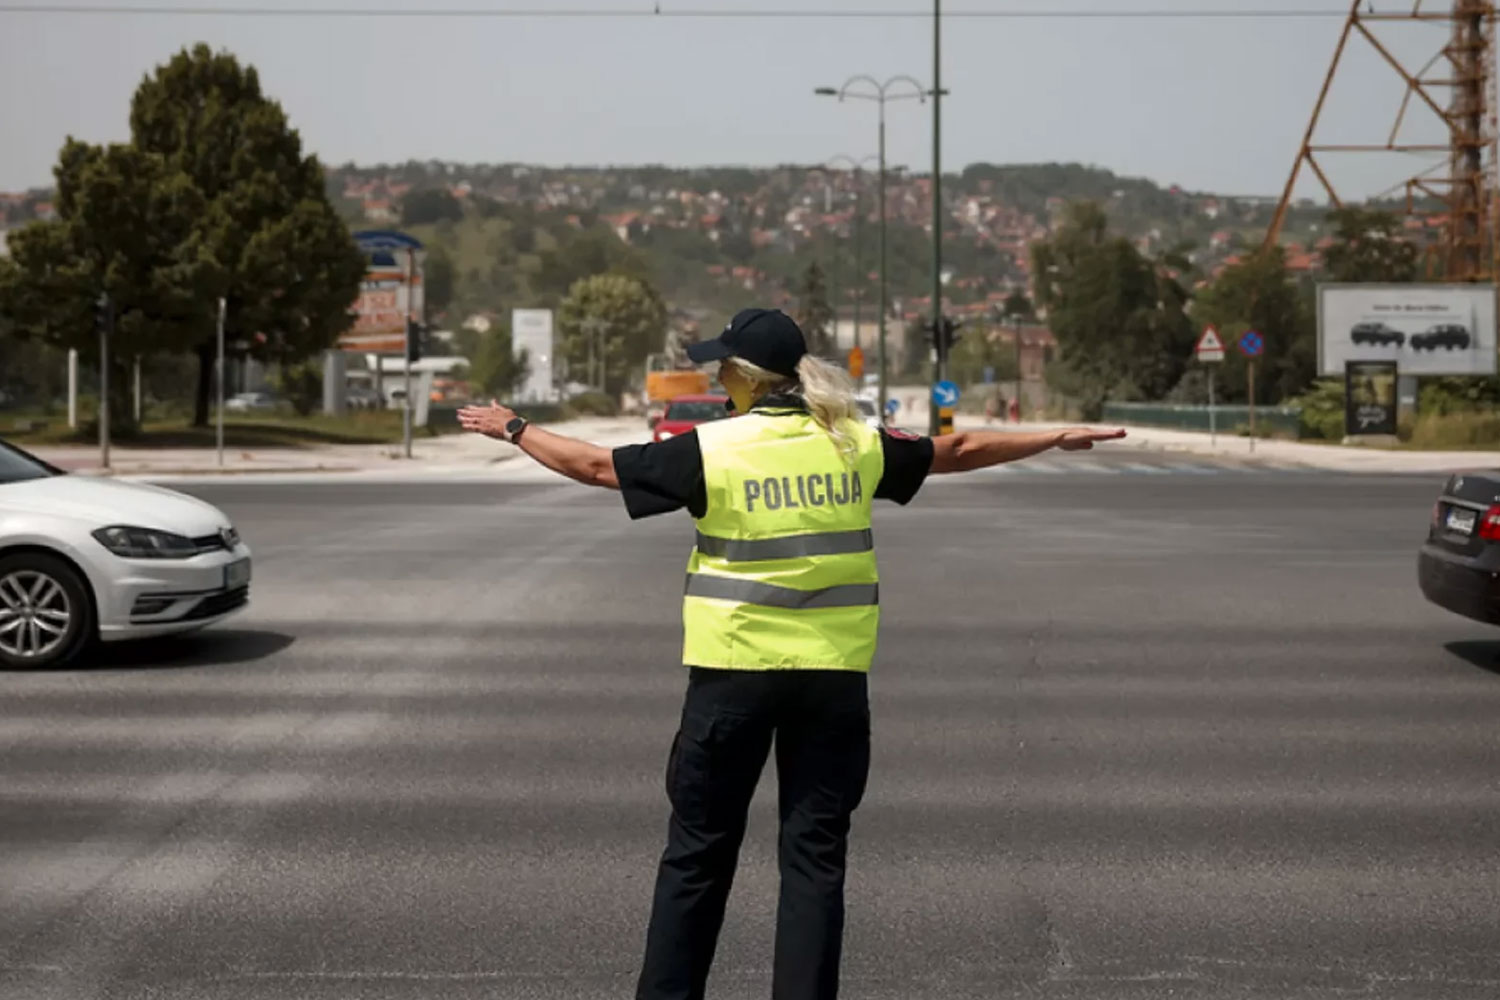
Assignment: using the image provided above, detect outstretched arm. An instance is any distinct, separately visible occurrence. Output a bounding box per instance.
[929,427,1127,474]
[458,401,620,489]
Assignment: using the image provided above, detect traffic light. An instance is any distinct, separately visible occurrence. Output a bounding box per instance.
[926,315,962,355]
[405,318,424,363]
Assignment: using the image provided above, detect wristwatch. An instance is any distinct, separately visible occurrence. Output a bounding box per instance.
[505,415,529,444]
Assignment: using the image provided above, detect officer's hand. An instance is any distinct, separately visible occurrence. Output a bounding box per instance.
[1056,427,1127,451]
[458,399,518,439]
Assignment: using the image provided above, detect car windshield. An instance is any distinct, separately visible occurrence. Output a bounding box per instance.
[665,401,728,422]
[0,439,62,484]
[856,399,877,416]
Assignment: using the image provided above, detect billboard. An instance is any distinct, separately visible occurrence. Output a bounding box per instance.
[342,232,424,354]
[511,309,555,402]
[1317,283,1497,376]
[1344,360,1398,437]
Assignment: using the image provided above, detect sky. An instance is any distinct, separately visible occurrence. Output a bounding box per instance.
[0,0,1475,201]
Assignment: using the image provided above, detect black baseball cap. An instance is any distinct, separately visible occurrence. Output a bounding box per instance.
[685,308,807,379]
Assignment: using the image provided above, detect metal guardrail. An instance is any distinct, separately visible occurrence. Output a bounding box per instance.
[1101,401,1303,436]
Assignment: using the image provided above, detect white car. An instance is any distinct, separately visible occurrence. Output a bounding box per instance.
[224,391,276,413]
[0,439,251,669]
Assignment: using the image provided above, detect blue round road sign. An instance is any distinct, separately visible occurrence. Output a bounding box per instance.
[1237,329,1265,357]
[932,380,961,407]
[885,398,900,416]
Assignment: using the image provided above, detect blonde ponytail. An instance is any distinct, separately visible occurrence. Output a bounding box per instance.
[723,354,864,463]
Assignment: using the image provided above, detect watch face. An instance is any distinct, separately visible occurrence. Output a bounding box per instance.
[506,417,526,434]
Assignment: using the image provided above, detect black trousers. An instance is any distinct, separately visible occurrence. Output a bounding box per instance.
[636,667,872,1000]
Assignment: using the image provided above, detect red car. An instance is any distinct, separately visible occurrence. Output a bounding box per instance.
[651,393,732,442]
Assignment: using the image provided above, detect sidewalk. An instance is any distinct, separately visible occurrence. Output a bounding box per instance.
[28,417,654,479]
[950,414,1500,474]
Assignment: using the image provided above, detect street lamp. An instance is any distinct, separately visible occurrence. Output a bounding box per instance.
[815,75,930,420]
[819,154,878,360]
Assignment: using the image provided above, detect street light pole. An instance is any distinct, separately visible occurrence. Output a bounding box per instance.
[816,79,928,423]
[877,106,888,418]
[1013,312,1022,423]
[825,154,877,386]
[97,293,111,472]
[851,180,863,355]
[929,0,944,436]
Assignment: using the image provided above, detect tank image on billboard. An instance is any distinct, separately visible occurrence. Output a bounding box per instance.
[1317,283,1497,377]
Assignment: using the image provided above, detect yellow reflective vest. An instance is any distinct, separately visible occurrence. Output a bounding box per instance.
[682,407,884,672]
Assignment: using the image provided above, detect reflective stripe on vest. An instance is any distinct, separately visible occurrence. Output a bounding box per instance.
[685,574,879,609]
[682,411,885,672]
[693,528,874,562]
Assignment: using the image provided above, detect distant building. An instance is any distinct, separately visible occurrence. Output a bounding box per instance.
[363,198,397,223]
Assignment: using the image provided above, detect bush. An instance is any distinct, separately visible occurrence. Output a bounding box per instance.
[274,360,323,416]
[1407,411,1500,448]
[1290,379,1345,440]
[1419,376,1500,417]
[566,391,618,417]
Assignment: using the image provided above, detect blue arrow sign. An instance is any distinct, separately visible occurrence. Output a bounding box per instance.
[885,398,900,416]
[1238,329,1265,357]
[932,380,960,407]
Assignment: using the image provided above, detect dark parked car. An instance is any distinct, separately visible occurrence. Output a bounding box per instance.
[1418,471,1500,624]
[1410,324,1471,351]
[1349,321,1404,347]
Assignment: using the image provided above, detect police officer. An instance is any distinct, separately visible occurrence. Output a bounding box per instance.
[458,308,1124,1000]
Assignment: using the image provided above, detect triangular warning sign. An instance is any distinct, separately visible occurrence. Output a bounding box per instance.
[1196,326,1225,353]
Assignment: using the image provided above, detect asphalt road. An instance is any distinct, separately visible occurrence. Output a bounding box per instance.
[4,459,1500,1000]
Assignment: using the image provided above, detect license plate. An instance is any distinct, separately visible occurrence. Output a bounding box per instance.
[224,558,252,590]
[1445,507,1477,535]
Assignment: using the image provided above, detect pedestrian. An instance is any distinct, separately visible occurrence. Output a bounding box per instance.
[458,308,1124,1000]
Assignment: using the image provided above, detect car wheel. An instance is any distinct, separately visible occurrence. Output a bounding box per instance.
[0,552,96,670]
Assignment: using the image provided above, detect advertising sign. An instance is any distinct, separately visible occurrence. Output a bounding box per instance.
[1344,360,1399,437]
[512,308,555,402]
[342,231,425,354]
[1317,283,1497,376]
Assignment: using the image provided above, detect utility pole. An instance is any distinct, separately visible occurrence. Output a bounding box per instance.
[403,249,415,459]
[216,298,226,467]
[579,316,610,392]
[928,0,944,436]
[1013,311,1023,423]
[852,181,863,355]
[96,293,111,471]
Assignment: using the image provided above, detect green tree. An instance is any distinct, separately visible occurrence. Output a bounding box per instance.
[0,140,217,434]
[796,261,835,357]
[1193,246,1316,404]
[535,228,648,302]
[1321,206,1418,283]
[425,245,455,317]
[459,319,530,398]
[1002,290,1034,320]
[1030,202,1194,417]
[557,273,668,395]
[401,188,463,227]
[129,44,366,426]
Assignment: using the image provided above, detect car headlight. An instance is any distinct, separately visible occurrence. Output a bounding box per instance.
[91,525,201,559]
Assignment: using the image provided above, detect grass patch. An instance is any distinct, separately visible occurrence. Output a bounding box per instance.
[1401,411,1500,450]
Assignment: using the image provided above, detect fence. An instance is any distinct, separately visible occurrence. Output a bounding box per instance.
[1101,401,1304,436]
